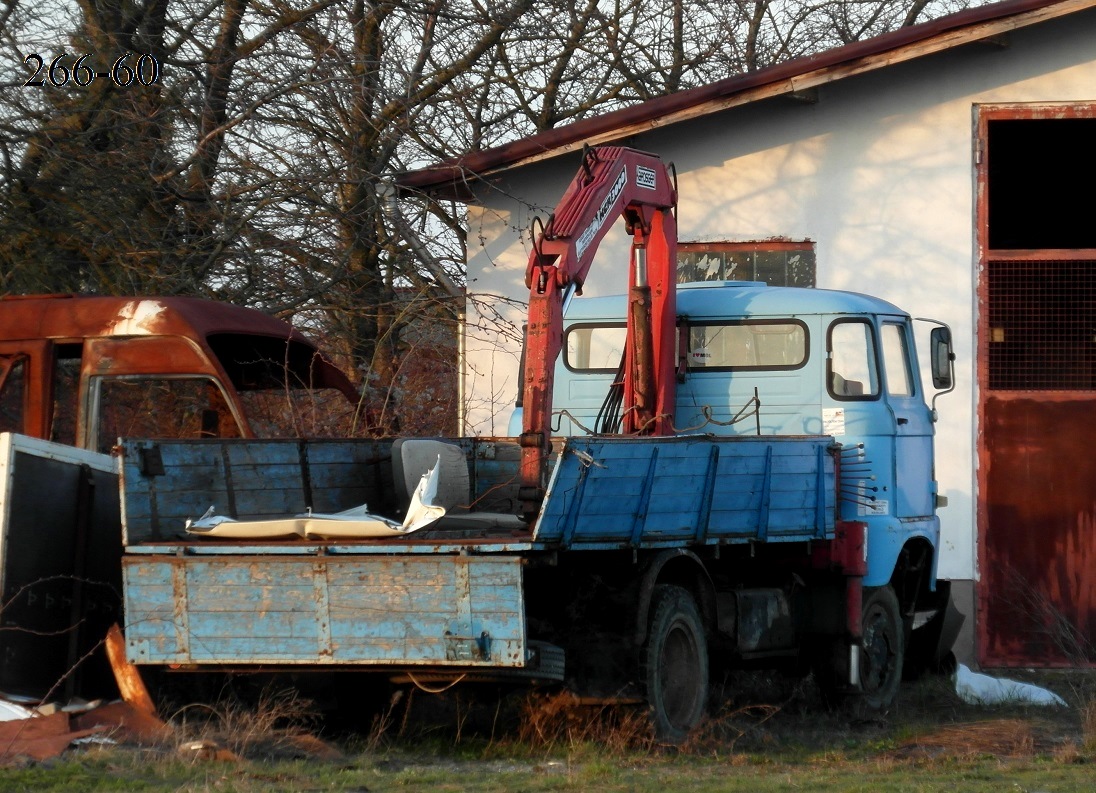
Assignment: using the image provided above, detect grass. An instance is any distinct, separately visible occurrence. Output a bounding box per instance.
[1086,699,1096,753]
[0,669,1092,792]
[0,745,1089,793]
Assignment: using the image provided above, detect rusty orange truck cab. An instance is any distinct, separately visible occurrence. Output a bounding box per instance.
[0,294,359,451]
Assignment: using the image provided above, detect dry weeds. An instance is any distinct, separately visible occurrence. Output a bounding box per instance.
[1,669,1093,792]
[516,691,656,753]
[167,684,340,763]
[891,718,1036,758]
[1084,698,1096,753]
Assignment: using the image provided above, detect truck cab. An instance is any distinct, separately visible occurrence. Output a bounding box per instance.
[554,279,950,589]
[0,295,360,452]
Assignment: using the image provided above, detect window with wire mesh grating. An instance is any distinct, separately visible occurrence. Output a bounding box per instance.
[987,259,1096,390]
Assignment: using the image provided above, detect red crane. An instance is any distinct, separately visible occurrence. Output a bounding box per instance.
[519,146,679,517]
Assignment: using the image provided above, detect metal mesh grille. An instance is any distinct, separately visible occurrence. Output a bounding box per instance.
[987,259,1096,390]
[677,243,815,286]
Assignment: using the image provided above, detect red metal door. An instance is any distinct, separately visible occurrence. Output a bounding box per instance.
[982,393,1096,666]
[977,106,1096,667]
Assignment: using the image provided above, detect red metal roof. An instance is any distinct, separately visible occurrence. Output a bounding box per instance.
[0,294,314,343]
[0,294,356,395]
[397,0,1092,200]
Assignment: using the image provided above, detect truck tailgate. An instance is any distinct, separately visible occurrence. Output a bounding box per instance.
[123,553,525,667]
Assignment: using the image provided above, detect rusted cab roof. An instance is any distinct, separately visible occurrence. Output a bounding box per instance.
[0,294,356,396]
[3,294,310,342]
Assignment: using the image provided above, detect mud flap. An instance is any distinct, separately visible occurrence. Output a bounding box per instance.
[904,580,965,678]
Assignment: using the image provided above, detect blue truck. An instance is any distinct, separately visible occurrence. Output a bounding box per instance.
[118,148,960,741]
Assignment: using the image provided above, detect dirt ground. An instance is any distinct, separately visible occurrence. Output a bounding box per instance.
[146,664,1092,766]
[0,667,1092,792]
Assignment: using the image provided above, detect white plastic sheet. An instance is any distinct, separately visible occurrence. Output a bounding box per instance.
[954,664,1067,706]
[185,456,446,539]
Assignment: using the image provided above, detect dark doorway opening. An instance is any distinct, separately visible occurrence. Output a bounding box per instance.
[988,118,1096,250]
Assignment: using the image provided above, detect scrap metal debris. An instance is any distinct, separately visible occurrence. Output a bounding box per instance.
[0,623,172,763]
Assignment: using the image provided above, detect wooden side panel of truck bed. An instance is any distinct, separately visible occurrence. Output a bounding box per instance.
[536,435,836,547]
[123,554,526,667]
[120,438,398,543]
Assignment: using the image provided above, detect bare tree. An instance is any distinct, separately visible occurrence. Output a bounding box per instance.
[205,1,538,432]
[0,0,338,295]
[1,0,990,435]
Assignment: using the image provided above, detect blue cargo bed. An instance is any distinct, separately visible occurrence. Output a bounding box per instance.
[119,435,837,668]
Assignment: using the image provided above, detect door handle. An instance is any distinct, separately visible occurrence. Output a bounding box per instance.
[897,417,908,425]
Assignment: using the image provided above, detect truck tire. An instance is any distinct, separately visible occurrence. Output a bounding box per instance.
[859,585,904,709]
[643,585,708,743]
[814,585,904,712]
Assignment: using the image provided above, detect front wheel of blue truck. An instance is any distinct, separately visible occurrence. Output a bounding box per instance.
[859,586,905,709]
[643,585,709,743]
[814,585,905,713]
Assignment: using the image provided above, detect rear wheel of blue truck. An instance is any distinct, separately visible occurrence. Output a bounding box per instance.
[643,585,708,743]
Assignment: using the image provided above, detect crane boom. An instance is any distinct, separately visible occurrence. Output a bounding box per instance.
[519,146,678,517]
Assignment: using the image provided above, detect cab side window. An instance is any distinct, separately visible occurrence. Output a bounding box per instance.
[95,377,243,453]
[50,349,82,445]
[881,323,914,397]
[828,320,880,399]
[565,325,627,372]
[0,356,26,434]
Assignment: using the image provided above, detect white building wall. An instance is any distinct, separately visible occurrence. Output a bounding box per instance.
[461,13,1096,585]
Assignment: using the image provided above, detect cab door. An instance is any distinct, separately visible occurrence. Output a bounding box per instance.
[825,317,934,521]
[879,319,935,518]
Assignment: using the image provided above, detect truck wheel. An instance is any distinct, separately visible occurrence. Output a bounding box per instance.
[643,585,708,743]
[813,585,904,712]
[858,585,904,710]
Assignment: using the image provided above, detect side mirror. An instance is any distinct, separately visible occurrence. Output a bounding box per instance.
[930,326,954,390]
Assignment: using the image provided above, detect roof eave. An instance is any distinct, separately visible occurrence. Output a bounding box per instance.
[396,0,1092,201]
